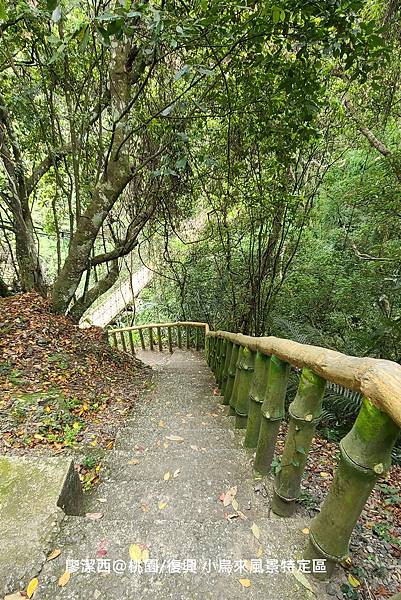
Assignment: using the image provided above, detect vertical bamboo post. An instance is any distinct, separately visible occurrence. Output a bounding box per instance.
[229,345,244,415]
[221,341,233,396]
[223,343,239,406]
[206,335,213,365]
[254,356,290,475]
[216,339,227,388]
[305,398,400,579]
[128,330,135,355]
[196,327,201,351]
[234,347,256,429]
[120,331,128,353]
[212,338,221,376]
[167,326,173,353]
[244,351,271,448]
[138,328,146,350]
[272,368,326,517]
[111,331,118,348]
[157,326,163,351]
[177,325,182,349]
[186,325,191,349]
[149,327,154,351]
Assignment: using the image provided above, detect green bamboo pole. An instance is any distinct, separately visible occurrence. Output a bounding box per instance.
[229,345,244,416]
[221,341,233,396]
[254,356,290,475]
[205,334,210,363]
[157,326,163,351]
[244,351,271,448]
[128,330,135,355]
[272,368,326,517]
[167,327,173,353]
[305,398,400,579]
[216,339,227,388]
[212,338,222,376]
[138,328,146,350]
[177,325,182,349]
[120,331,128,353]
[111,331,118,348]
[223,343,239,406]
[149,327,154,351]
[186,325,191,349]
[207,335,214,366]
[196,328,201,351]
[234,347,256,429]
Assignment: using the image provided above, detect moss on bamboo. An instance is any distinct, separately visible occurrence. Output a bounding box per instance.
[221,341,233,396]
[230,347,256,429]
[233,347,256,429]
[138,328,145,350]
[216,339,227,388]
[244,351,270,448]
[148,327,154,351]
[272,368,326,517]
[224,343,239,406]
[306,398,400,579]
[254,355,290,475]
[128,330,135,354]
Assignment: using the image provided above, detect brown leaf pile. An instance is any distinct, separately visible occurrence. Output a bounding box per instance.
[0,291,150,454]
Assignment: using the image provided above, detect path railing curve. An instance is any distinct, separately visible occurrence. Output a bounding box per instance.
[107,321,401,580]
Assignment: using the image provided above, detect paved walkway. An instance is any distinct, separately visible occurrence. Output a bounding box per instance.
[36,350,328,599]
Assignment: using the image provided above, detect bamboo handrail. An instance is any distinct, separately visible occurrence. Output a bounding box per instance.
[207,330,401,428]
[109,321,209,334]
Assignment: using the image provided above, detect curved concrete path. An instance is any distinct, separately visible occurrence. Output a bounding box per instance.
[34,350,329,599]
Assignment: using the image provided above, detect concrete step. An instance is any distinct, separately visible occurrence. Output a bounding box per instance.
[35,516,322,600]
[101,448,256,483]
[0,456,83,595]
[127,395,228,421]
[125,406,235,431]
[114,424,244,452]
[85,477,273,522]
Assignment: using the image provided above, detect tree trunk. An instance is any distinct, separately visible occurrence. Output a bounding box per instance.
[51,36,134,314]
[68,261,119,321]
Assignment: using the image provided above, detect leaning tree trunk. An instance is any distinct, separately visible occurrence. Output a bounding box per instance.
[51,35,134,314]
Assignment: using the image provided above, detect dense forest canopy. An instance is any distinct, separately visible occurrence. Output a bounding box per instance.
[0,0,400,360]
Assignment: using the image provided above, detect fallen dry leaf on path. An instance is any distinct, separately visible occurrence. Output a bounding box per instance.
[27,578,39,598]
[47,548,61,561]
[58,571,71,587]
[165,435,184,442]
[251,522,260,540]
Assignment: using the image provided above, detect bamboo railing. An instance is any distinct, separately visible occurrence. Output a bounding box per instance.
[207,330,401,579]
[107,321,208,354]
[107,320,401,580]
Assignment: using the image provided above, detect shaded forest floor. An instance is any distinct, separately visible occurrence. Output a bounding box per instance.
[0,291,151,488]
[0,292,399,599]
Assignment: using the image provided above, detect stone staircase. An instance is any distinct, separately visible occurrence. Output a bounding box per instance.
[35,350,329,599]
